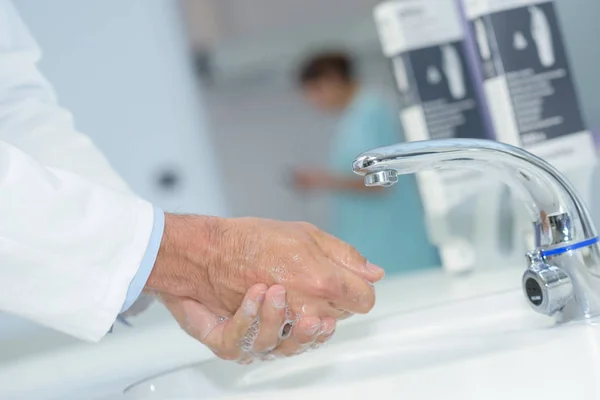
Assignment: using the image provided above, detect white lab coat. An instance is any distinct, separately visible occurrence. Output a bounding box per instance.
[0,1,155,342]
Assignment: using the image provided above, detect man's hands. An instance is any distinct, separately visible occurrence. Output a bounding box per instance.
[146,214,384,361]
[148,215,383,319]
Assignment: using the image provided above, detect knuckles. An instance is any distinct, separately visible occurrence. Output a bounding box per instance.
[311,274,340,299]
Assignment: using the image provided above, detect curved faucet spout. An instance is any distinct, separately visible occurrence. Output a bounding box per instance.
[354,139,600,322]
[353,139,596,249]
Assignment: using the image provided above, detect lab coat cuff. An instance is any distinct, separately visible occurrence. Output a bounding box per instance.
[119,207,165,313]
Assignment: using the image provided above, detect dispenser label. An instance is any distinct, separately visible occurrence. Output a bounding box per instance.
[394,42,487,141]
[465,0,595,168]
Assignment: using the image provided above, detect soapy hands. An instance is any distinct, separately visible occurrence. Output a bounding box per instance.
[160,284,337,363]
[146,214,384,361]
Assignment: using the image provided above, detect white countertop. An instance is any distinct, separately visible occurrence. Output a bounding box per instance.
[0,265,524,399]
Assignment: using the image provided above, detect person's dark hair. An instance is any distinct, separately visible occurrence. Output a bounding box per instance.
[298,51,355,86]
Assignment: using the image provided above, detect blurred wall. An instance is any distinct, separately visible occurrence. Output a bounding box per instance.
[1,0,226,338]
[180,0,381,48]
[14,0,227,216]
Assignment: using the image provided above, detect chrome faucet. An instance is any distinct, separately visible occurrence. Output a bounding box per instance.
[353,139,600,323]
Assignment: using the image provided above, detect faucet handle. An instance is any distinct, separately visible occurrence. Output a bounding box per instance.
[522,263,573,316]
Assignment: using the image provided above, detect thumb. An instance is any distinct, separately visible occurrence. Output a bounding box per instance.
[160,294,223,341]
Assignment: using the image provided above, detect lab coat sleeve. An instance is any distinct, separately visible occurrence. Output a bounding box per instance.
[0,1,158,340]
[0,142,155,342]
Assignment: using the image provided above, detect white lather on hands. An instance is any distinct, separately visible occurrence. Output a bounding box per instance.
[159,284,337,364]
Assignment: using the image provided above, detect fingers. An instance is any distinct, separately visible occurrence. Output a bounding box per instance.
[272,315,322,357]
[252,285,289,355]
[197,284,266,361]
[287,294,354,320]
[304,227,381,314]
[311,229,385,283]
[314,317,336,347]
[163,284,339,364]
[311,258,378,315]
[291,316,322,345]
[261,317,335,361]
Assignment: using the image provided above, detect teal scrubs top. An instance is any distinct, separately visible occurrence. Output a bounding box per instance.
[328,91,441,274]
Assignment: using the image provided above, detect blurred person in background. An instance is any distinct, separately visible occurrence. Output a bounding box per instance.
[293,51,441,275]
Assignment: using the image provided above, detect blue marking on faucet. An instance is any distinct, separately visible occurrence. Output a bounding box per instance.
[541,236,600,258]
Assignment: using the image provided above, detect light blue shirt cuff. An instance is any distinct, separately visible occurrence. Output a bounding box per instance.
[120,207,165,313]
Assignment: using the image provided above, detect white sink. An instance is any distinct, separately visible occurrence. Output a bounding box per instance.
[8,266,583,399]
[124,289,600,399]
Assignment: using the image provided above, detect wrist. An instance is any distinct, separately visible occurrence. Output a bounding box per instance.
[145,213,220,297]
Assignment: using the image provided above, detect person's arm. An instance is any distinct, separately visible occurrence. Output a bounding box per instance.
[293,100,398,195]
[0,0,160,319]
[328,175,385,193]
[0,141,155,342]
[293,170,385,193]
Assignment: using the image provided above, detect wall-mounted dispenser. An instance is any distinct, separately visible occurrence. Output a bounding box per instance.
[460,0,597,252]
